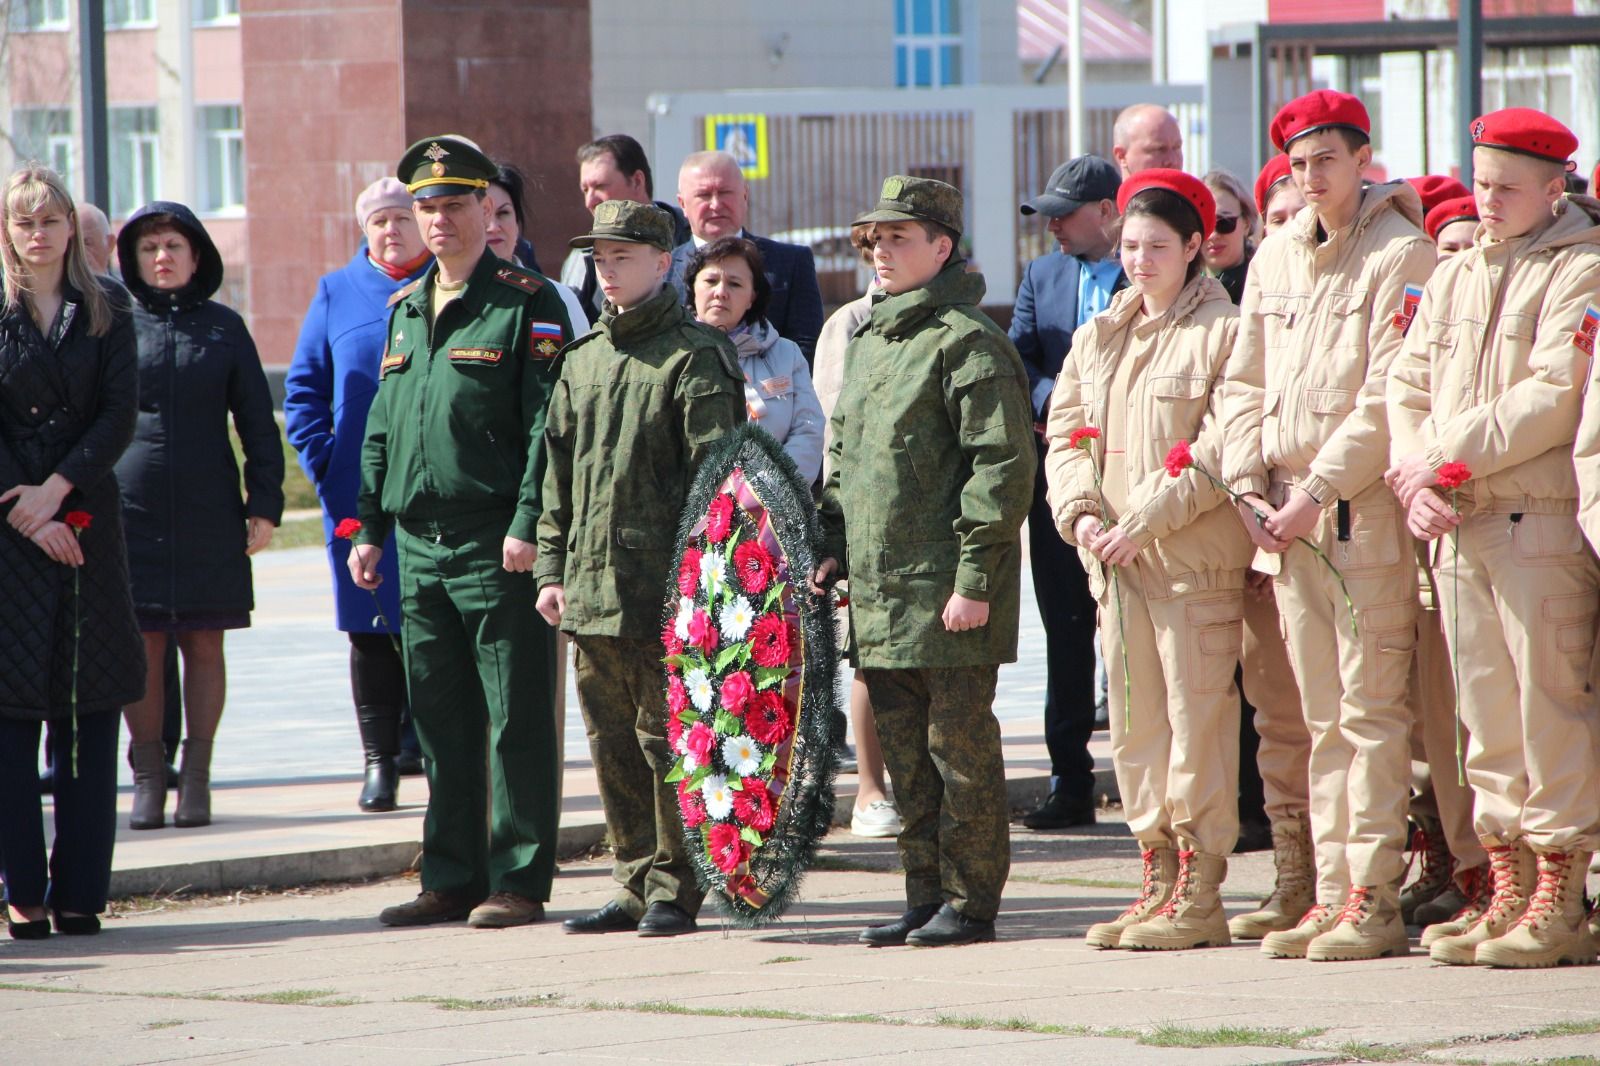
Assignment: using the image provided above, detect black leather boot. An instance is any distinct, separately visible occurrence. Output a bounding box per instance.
[356,705,400,812]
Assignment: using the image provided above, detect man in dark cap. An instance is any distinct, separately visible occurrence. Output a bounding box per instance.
[1009,155,1123,832]
[351,134,574,930]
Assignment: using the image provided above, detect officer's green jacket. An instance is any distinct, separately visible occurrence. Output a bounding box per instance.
[819,260,1036,669]
[355,249,572,549]
[534,285,745,638]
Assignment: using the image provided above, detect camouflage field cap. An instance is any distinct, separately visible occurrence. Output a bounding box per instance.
[853,175,964,236]
[569,199,676,252]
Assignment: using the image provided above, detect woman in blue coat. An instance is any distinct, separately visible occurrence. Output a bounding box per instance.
[283,177,430,812]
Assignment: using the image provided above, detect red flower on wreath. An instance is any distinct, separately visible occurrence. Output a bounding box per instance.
[1436,462,1472,491]
[667,675,689,717]
[748,613,792,669]
[733,540,777,595]
[333,516,361,539]
[666,707,685,752]
[746,690,794,745]
[64,510,92,532]
[706,493,735,543]
[687,609,719,654]
[1164,440,1194,478]
[733,777,776,832]
[685,721,715,765]
[678,780,707,828]
[707,821,750,874]
[677,546,703,597]
[719,669,755,716]
[1068,426,1101,451]
[661,620,684,660]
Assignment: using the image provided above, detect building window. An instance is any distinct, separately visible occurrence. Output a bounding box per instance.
[10,0,69,30]
[199,105,244,212]
[894,0,962,88]
[110,106,159,217]
[1483,47,1574,129]
[105,0,156,27]
[194,0,239,24]
[11,108,74,187]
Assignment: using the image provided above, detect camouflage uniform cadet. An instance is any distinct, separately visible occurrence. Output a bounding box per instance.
[534,200,746,934]
[819,177,1037,944]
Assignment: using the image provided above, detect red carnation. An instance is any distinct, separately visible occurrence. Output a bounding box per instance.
[1164,441,1194,478]
[666,704,685,750]
[667,675,689,716]
[64,510,92,532]
[661,620,684,660]
[719,669,755,716]
[677,546,703,597]
[748,613,792,669]
[687,609,719,654]
[678,780,707,828]
[707,821,750,874]
[733,540,778,595]
[333,517,361,539]
[1068,426,1101,451]
[1436,462,1472,491]
[706,493,735,543]
[746,690,794,746]
[685,721,715,765]
[732,777,776,832]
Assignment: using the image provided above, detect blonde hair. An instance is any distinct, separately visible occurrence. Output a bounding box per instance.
[2,164,112,336]
[1202,168,1260,240]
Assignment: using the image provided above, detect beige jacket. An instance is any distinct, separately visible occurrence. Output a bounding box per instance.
[813,290,874,482]
[1045,275,1253,593]
[1579,351,1600,551]
[1391,196,1600,518]
[1222,182,1437,505]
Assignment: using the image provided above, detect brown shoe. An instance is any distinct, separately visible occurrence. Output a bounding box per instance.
[378,890,480,927]
[1229,816,1314,940]
[468,892,546,929]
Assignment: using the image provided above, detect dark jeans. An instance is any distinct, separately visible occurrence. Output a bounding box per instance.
[0,710,120,914]
[1027,452,1098,801]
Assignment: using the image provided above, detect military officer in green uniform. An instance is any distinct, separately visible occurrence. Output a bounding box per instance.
[534,199,745,937]
[811,176,1037,947]
[351,135,573,929]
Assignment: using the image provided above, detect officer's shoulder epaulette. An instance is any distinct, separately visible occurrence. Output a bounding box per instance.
[387,279,422,308]
[492,264,546,296]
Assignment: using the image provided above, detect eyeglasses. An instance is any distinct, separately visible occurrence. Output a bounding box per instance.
[1213,214,1241,235]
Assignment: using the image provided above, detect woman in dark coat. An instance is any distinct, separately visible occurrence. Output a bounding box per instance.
[283,177,429,812]
[115,201,284,832]
[0,164,144,938]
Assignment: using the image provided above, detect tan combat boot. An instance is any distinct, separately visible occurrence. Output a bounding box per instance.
[1260,901,1340,959]
[1414,862,1484,929]
[1430,841,1535,965]
[1120,849,1231,951]
[1229,816,1315,940]
[1476,849,1598,969]
[1419,862,1490,948]
[1399,816,1454,925]
[1306,884,1409,961]
[1085,846,1177,950]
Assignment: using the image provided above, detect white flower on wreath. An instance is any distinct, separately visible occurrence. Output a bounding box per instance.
[686,668,714,712]
[718,595,755,641]
[702,774,734,819]
[700,550,727,595]
[673,596,694,640]
[682,750,698,773]
[722,734,761,777]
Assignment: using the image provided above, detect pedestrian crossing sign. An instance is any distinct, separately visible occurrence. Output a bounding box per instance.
[705,113,769,180]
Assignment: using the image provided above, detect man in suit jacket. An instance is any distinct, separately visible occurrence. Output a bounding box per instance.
[1010,155,1125,831]
[668,151,824,364]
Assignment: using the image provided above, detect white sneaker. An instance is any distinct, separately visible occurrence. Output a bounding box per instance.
[851,800,902,838]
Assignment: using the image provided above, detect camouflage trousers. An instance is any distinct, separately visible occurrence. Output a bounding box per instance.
[861,664,1010,921]
[572,635,704,919]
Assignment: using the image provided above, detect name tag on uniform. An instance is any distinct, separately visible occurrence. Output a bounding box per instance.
[760,375,792,396]
[530,321,563,358]
[1391,284,1422,334]
[1575,303,1600,356]
[449,348,503,364]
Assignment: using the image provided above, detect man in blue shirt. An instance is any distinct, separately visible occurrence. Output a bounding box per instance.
[1009,155,1124,830]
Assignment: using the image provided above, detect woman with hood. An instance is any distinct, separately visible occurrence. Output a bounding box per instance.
[115,201,284,831]
[684,235,823,482]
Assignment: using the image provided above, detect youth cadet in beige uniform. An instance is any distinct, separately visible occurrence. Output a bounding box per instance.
[1221,90,1437,962]
[1388,108,1600,969]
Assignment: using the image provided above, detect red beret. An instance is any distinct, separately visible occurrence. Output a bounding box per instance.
[1270,90,1371,152]
[1118,168,1217,238]
[1254,155,1293,213]
[1470,108,1577,164]
[1406,175,1470,216]
[1424,195,1479,242]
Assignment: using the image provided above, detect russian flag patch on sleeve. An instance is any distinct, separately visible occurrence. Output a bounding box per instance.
[1575,304,1600,357]
[530,320,564,358]
[1392,283,1423,334]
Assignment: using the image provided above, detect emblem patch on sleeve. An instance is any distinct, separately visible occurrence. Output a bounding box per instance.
[530,321,564,358]
[1575,303,1600,356]
[1391,283,1423,334]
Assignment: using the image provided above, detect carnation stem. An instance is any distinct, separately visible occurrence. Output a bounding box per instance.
[1451,491,1464,788]
[368,591,403,659]
[1081,446,1133,733]
[71,560,81,778]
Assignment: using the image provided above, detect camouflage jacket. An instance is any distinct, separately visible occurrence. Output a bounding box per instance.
[819,261,1037,669]
[533,284,745,638]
